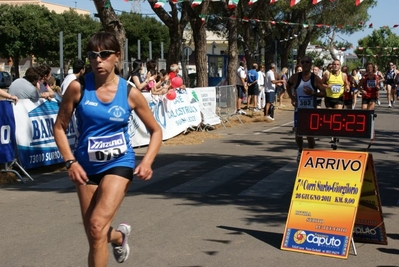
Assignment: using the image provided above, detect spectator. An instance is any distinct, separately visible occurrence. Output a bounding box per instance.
[276,67,288,108]
[236,60,247,115]
[37,64,56,99]
[257,64,266,111]
[264,63,284,120]
[169,63,186,89]
[0,89,18,103]
[61,59,86,95]
[8,67,42,102]
[129,60,156,92]
[151,69,170,95]
[246,63,259,111]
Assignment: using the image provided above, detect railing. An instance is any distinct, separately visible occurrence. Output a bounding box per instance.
[215,85,242,128]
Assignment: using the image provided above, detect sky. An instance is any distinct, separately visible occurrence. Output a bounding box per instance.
[45,0,399,53]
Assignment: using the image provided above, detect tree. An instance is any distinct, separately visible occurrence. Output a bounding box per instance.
[185,1,210,86]
[92,0,127,75]
[55,10,101,69]
[147,0,190,72]
[355,28,399,69]
[0,4,59,78]
[119,12,170,62]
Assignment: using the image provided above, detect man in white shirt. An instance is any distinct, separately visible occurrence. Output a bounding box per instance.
[236,61,247,115]
[265,63,284,120]
[257,64,266,110]
[61,59,85,95]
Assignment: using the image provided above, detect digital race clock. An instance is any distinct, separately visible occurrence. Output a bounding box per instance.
[296,109,375,139]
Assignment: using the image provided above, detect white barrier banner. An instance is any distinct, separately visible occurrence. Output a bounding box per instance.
[129,90,202,147]
[13,99,76,169]
[187,87,220,125]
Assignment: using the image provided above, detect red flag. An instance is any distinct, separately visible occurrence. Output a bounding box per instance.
[356,0,364,6]
[270,0,278,4]
[290,0,301,6]
[312,0,321,4]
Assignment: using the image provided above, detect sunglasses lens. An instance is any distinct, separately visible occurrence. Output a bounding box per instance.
[99,51,112,58]
[87,51,114,59]
[87,52,97,59]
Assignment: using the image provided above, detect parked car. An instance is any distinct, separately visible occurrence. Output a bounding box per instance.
[0,71,12,88]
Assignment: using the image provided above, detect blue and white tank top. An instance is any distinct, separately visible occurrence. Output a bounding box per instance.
[74,72,135,175]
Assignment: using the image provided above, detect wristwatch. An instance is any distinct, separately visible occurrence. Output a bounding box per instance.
[65,159,77,169]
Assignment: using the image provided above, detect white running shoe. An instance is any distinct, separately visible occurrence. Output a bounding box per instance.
[112,223,131,263]
[236,109,246,115]
[266,115,275,121]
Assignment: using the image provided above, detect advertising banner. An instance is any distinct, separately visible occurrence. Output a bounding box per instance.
[281,150,368,259]
[13,99,76,169]
[353,154,387,244]
[186,87,220,125]
[0,101,16,163]
[129,90,202,147]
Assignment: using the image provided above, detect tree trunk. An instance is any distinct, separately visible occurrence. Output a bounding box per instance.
[148,0,189,70]
[226,12,239,86]
[93,0,126,75]
[328,30,338,61]
[190,23,207,87]
[187,1,209,87]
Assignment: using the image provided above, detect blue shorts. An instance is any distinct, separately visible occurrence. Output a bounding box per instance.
[236,85,245,99]
[265,92,275,103]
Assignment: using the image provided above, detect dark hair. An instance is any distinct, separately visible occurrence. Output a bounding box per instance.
[130,60,143,76]
[38,64,51,76]
[159,69,168,76]
[24,67,41,85]
[72,59,85,73]
[146,59,157,71]
[86,32,121,53]
[40,66,51,78]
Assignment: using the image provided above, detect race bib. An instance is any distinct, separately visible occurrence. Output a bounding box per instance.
[367,80,377,88]
[87,132,127,162]
[298,96,312,108]
[331,84,341,93]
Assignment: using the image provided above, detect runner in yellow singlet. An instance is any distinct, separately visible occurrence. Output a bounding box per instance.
[322,59,350,109]
[322,59,350,148]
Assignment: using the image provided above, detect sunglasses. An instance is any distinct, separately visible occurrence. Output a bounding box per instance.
[301,60,311,64]
[87,50,116,60]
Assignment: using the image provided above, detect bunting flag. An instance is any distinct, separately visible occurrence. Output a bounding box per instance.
[228,0,239,9]
[356,0,364,6]
[249,0,258,5]
[191,0,202,7]
[312,0,321,4]
[270,0,278,4]
[154,0,166,8]
[290,0,301,6]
